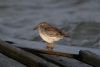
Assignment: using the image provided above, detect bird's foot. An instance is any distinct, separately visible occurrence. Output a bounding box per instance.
[46,45,54,50]
[45,42,54,50]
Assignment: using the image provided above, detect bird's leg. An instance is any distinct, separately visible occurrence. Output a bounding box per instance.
[45,42,54,50]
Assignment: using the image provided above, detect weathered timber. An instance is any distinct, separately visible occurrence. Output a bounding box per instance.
[0,40,58,67]
[4,38,100,55]
[3,39,100,67]
[20,46,100,67]
[77,50,100,67]
[24,50,92,67]
[19,47,76,58]
[33,53,69,67]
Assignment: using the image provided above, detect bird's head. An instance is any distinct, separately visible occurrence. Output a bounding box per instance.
[33,22,49,30]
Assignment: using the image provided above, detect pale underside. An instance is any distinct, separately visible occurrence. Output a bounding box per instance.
[39,31,63,43]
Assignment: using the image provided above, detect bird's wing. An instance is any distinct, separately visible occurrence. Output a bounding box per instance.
[45,25,64,37]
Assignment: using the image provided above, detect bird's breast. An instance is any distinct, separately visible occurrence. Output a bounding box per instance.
[39,31,63,43]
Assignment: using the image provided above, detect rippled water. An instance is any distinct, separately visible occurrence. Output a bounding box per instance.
[0,0,100,48]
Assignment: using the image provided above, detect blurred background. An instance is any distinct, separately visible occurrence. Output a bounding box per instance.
[0,0,100,49]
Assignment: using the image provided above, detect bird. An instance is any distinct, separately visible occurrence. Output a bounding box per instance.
[34,22,70,50]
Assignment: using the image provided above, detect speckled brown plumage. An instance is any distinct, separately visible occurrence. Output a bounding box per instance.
[34,22,69,50]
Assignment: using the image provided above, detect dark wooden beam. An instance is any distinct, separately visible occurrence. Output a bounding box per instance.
[3,40,100,67]
[19,46,100,67]
[20,47,72,67]
[19,47,76,58]
[77,50,100,67]
[4,39,100,56]
[0,40,58,67]
[21,48,92,67]
[33,53,69,67]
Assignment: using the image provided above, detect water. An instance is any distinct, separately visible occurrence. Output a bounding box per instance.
[0,0,100,48]
[0,0,100,67]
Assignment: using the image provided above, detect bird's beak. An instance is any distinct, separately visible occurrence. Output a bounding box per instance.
[33,26,37,30]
